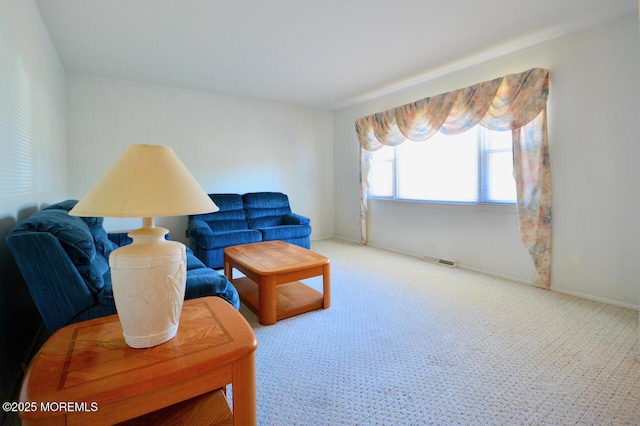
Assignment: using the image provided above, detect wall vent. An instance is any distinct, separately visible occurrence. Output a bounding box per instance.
[422,255,458,268]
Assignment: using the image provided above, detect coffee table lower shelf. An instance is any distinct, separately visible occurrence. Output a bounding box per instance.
[233,277,324,322]
[119,388,232,425]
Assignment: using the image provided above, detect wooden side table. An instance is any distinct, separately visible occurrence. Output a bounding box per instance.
[18,297,257,426]
[224,241,330,325]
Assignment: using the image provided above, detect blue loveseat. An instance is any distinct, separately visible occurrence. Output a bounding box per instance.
[6,200,240,333]
[187,192,311,269]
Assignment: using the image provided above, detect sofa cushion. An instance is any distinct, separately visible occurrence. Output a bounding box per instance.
[242,192,292,228]
[77,254,110,295]
[191,194,250,233]
[194,229,262,250]
[14,209,96,266]
[257,224,312,241]
[44,200,117,258]
[45,200,116,295]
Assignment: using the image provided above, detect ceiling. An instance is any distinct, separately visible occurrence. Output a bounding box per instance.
[35,0,637,110]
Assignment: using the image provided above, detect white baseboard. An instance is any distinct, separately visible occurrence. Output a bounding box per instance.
[329,235,359,244]
[457,264,533,285]
[550,287,639,311]
[325,237,640,311]
[363,241,535,285]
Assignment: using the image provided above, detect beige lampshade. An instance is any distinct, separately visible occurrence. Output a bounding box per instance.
[69,144,218,218]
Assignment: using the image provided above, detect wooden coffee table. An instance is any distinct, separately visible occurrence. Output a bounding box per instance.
[224,241,330,325]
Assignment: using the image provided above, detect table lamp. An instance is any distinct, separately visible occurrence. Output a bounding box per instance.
[69,144,218,348]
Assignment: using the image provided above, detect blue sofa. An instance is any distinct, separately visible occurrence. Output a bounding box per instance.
[6,200,240,333]
[188,192,311,269]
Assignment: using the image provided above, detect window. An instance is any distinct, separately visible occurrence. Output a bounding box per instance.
[368,126,516,204]
[357,68,550,285]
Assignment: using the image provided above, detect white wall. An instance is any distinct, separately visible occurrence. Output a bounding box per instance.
[0,0,67,213]
[66,74,334,243]
[0,0,66,402]
[333,14,640,309]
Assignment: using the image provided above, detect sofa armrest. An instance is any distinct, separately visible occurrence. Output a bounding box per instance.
[188,219,213,237]
[283,213,310,226]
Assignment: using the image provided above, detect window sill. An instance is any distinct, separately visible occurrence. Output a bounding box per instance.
[368,197,518,213]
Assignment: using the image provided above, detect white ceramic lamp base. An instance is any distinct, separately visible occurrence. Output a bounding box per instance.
[109,225,187,348]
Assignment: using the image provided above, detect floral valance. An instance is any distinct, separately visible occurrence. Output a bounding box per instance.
[356,68,549,149]
[355,68,552,289]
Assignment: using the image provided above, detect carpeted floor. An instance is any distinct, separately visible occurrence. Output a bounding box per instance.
[237,238,640,426]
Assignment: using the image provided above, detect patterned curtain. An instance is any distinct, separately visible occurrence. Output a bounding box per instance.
[355,68,551,289]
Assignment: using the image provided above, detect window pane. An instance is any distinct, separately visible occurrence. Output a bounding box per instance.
[371,146,394,161]
[486,151,516,203]
[486,129,512,149]
[396,130,478,202]
[368,146,394,197]
[368,160,393,197]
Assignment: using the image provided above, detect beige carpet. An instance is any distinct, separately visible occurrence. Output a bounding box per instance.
[236,238,639,425]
